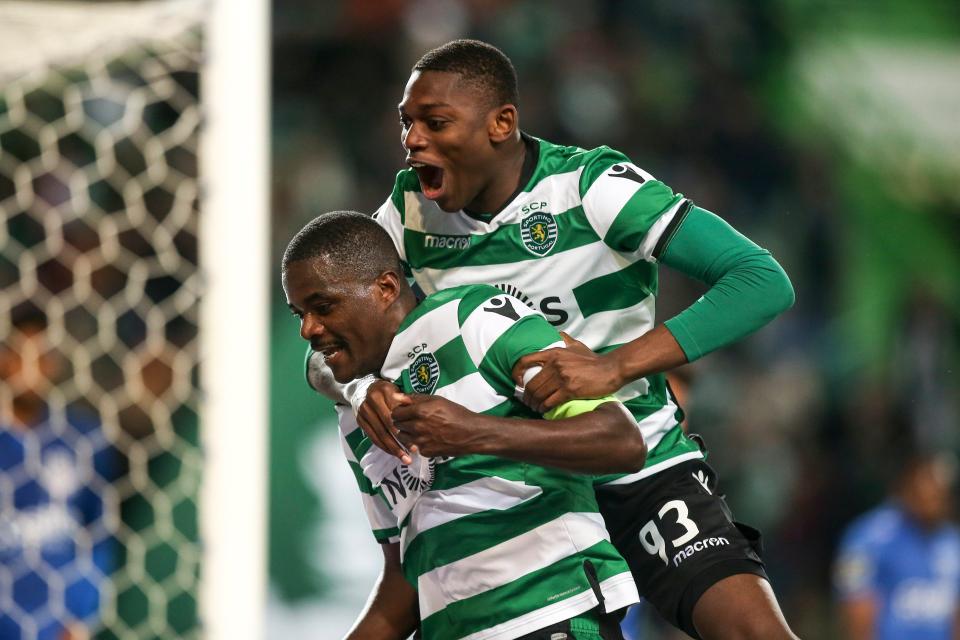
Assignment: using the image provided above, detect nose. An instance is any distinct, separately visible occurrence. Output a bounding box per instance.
[300,313,324,342]
[402,121,426,153]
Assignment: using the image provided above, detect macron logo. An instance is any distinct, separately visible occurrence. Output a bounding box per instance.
[424,234,469,250]
[693,470,712,494]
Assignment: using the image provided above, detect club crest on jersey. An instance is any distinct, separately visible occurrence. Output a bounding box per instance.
[520,211,558,256]
[409,352,440,394]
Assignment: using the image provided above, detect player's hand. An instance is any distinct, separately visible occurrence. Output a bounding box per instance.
[391,394,483,458]
[511,332,623,413]
[357,380,414,464]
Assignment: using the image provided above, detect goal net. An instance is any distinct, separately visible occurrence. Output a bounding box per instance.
[0,2,217,638]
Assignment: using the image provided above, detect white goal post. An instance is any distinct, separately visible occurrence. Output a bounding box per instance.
[0,1,269,638]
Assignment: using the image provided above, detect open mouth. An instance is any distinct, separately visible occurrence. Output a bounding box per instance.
[409,160,445,200]
[315,342,345,364]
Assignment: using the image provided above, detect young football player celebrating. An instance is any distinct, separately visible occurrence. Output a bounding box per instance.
[285,211,647,639]
[308,40,798,639]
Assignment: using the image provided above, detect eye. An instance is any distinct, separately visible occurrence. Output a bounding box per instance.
[426,118,446,131]
[399,115,412,129]
[289,309,303,321]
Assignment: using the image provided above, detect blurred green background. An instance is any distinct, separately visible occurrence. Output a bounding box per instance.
[267,1,960,637]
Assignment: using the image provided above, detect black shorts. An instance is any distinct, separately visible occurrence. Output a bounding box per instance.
[595,458,767,639]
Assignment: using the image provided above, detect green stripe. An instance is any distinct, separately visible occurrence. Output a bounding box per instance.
[477,314,560,397]
[403,481,599,580]
[344,427,366,452]
[392,170,419,221]
[348,460,375,494]
[573,261,657,318]
[603,182,684,252]
[403,206,599,270]
[372,526,399,543]
[432,337,478,387]
[455,284,503,325]
[420,540,626,640]
[395,284,469,333]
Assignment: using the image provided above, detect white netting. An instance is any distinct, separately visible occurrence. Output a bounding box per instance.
[0,2,204,638]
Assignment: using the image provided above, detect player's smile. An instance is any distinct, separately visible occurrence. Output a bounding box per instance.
[282,256,395,383]
[407,158,446,202]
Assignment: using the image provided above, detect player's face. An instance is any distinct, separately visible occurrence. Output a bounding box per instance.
[283,257,394,383]
[398,70,501,213]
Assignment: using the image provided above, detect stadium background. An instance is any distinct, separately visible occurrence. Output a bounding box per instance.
[0,0,956,638]
[267,1,959,638]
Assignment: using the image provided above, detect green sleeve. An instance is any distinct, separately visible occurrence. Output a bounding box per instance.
[660,206,795,361]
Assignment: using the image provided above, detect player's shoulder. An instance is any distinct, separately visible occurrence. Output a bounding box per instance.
[378,169,422,222]
[534,136,659,197]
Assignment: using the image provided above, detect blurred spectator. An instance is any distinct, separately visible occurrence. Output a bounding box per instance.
[834,451,960,640]
[0,308,115,640]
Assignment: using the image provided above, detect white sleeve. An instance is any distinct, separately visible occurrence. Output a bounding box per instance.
[337,405,400,543]
[305,349,376,415]
[372,194,406,264]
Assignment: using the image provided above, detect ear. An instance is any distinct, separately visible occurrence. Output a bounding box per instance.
[374,270,403,307]
[488,104,518,144]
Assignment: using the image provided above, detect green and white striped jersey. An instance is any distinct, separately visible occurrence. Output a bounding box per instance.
[374,135,702,484]
[339,284,638,640]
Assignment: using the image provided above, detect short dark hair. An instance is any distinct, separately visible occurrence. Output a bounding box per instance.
[414,39,519,108]
[282,211,403,281]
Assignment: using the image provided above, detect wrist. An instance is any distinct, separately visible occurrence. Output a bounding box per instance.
[602,349,629,391]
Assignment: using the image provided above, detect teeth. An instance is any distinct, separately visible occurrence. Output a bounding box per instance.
[409,161,426,168]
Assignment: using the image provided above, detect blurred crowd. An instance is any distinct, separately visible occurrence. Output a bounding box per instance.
[269,1,959,637]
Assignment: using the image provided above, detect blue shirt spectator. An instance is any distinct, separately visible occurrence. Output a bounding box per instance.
[834,453,960,640]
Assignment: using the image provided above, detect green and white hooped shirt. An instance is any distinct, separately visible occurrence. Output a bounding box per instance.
[373,135,703,485]
[338,284,638,640]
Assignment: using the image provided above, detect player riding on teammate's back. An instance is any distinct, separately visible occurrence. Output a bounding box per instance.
[308,40,798,639]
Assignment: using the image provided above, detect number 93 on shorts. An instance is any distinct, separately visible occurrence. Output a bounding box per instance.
[594,459,768,638]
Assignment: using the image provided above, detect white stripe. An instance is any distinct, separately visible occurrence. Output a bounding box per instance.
[360,491,397,532]
[401,477,542,553]
[489,166,585,227]
[434,371,506,414]
[415,238,629,302]
[417,511,610,619]
[597,572,641,613]
[638,197,688,262]
[460,294,540,368]
[581,162,654,240]
[621,401,681,454]
[600,450,704,486]
[373,195,407,263]
[570,294,655,352]
[381,298,461,380]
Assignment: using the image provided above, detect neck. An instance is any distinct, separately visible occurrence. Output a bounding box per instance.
[467,135,526,214]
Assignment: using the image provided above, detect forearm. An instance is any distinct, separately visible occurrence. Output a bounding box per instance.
[473,403,646,473]
[345,544,418,640]
[658,205,795,362]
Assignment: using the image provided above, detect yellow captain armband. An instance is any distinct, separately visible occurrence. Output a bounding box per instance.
[543,396,619,420]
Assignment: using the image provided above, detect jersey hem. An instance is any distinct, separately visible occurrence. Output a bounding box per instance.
[598,450,705,486]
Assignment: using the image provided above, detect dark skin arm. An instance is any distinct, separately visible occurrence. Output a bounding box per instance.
[391,395,647,474]
[344,542,418,640]
[513,328,686,413]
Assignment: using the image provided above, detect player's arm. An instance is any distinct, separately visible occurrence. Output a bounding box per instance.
[392,289,646,473]
[344,542,418,640]
[392,395,646,473]
[515,202,794,410]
